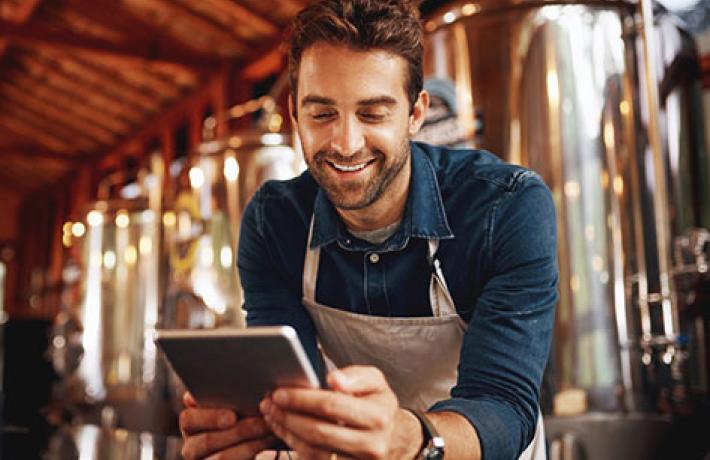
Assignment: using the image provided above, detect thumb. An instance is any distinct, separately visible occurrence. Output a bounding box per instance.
[327,365,388,395]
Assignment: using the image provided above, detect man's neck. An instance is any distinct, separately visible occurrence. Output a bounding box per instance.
[336,161,411,232]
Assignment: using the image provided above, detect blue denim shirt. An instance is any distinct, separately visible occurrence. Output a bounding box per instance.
[238,142,558,460]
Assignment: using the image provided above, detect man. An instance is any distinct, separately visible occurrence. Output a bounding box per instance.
[179,1,557,459]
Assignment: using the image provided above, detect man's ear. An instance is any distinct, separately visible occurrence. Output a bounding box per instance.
[408,90,430,136]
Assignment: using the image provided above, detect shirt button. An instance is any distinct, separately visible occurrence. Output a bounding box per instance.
[369,253,380,264]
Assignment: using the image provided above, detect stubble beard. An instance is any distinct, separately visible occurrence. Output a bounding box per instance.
[306,139,411,211]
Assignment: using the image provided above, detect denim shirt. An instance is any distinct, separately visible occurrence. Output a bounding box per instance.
[238,142,558,460]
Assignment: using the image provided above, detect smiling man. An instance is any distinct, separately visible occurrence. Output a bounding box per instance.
[178,1,558,459]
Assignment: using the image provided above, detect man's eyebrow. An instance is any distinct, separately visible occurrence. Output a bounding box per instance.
[357,96,398,107]
[300,95,399,108]
[301,95,335,107]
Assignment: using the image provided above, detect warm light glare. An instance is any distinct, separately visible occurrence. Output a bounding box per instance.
[201,246,214,267]
[189,167,205,188]
[103,250,116,269]
[613,176,624,195]
[220,246,233,269]
[115,212,130,229]
[261,133,283,146]
[139,236,152,255]
[564,180,581,199]
[72,222,86,237]
[443,11,456,23]
[462,3,480,15]
[124,246,138,265]
[224,156,240,182]
[163,211,176,227]
[87,210,103,227]
[90,251,103,268]
[619,100,630,115]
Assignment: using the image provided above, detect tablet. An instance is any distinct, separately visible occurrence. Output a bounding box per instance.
[154,326,320,416]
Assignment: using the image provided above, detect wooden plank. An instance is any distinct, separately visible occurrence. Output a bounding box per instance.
[123,0,248,55]
[0,117,73,152]
[0,18,229,68]
[4,76,131,134]
[189,0,279,37]
[0,146,90,163]
[14,54,146,124]
[0,104,98,151]
[0,82,118,145]
[28,47,162,113]
[0,0,42,60]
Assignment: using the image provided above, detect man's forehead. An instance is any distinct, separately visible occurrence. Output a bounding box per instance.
[297,43,408,102]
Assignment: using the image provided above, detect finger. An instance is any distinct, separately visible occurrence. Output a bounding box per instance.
[182,418,271,460]
[265,389,385,429]
[266,418,331,460]
[180,408,237,436]
[327,366,388,395]
[203,435,278,460]
[183,392,198,408]
[266,405,379,457]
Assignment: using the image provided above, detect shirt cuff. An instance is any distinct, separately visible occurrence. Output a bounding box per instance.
[428,397,532,460]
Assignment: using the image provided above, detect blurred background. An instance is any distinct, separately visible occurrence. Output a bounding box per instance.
[0,0,708,458]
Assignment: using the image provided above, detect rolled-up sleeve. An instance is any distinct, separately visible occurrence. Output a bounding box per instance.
[430,173,558,460]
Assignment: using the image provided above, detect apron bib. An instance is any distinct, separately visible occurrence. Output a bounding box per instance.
[300,217,546,459]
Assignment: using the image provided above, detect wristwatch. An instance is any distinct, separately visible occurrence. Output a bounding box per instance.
[409,410,445,459]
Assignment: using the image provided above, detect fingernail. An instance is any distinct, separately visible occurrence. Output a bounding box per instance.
[218,411,234,428]
[273,390,288,404]
[332,370,351,387]
[260,398,272,414]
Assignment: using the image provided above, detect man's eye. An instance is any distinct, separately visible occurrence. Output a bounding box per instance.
[312,112,336,120]
[359,113,385,122]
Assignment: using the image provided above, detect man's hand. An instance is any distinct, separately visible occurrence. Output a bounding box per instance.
[179,392,278,460]
[259,366,422,459]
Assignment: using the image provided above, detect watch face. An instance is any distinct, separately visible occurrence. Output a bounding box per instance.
[423,447,445,460]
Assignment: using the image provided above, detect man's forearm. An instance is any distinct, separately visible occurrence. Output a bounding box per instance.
[391,409,481,460]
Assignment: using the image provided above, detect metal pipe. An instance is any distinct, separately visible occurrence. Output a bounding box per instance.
[638,0,679,343]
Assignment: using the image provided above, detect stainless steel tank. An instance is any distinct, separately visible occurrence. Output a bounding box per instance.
[422,0,709,421]
[56,197,173,433]
[163,127,303,332]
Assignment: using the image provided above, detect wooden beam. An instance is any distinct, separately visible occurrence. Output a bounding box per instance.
[0,116,73,152]
[13,54,145,125]
[0,18,229,68]
[123,0,248,55]
[242,39,286,81]
[28,47,162,113]
[4,76,130,134]
[0,104,98,152]
[0,0,42,60]
[187,0,279,38]
[0,98,106,148]
[0,147,90,163]
[0,82,118,145]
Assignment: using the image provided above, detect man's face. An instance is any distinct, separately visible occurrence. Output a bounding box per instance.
[292,43,422,211]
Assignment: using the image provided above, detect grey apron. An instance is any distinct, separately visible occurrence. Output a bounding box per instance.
[300,216,546,459]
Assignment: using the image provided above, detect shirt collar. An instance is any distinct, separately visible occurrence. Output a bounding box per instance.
[309,142,454,250]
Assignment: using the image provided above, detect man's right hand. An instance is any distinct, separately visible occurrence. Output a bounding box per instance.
[179,392,278,460]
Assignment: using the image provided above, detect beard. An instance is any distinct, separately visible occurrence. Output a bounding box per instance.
[305,139,410,211]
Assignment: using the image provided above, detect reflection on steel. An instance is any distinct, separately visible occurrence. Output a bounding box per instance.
[164,129,304,332]
[50,155,173,433]
[423,0,709,415]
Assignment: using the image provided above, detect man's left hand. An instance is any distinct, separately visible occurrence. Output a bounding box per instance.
[259,365,421,459]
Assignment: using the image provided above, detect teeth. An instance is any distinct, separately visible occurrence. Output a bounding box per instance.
[332,162,368,172]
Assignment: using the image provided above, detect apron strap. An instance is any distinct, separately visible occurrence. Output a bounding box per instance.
[303,215,319,302]
[303,216,457,318]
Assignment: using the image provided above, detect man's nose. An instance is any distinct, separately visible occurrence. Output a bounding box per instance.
[330,116,365,157]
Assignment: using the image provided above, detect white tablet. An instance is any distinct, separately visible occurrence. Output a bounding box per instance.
[154,326,320,416]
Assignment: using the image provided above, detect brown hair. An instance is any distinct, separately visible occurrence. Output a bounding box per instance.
[288,0,423,117]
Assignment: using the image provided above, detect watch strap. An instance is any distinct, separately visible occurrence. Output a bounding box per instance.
[409,410,445,459]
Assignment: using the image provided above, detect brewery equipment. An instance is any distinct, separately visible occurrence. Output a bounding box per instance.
[422,0,709,456]
[163,95,303,332]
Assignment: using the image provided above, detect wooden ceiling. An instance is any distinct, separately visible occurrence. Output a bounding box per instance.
[0,0,312,195]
